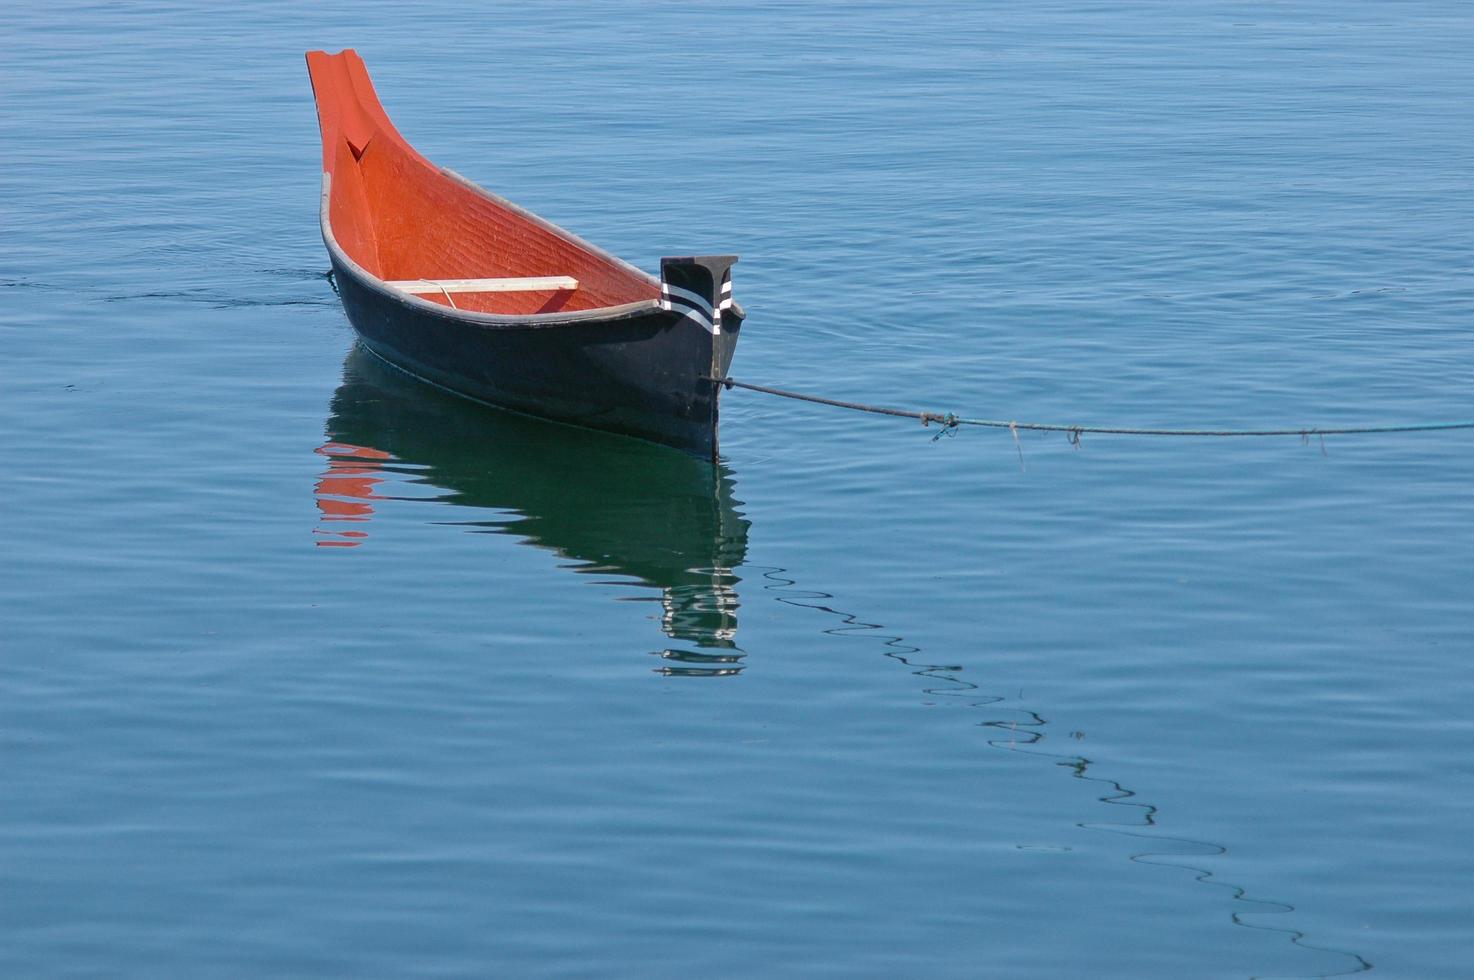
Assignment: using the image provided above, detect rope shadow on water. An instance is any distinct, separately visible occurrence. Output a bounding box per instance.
[756,565,1372,979]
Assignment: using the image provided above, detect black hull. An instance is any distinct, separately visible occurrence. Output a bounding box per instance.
[330,255,743,459]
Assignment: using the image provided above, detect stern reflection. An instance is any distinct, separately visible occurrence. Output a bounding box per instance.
[313,346,750,674]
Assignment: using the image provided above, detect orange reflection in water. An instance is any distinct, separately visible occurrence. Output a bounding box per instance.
[313,441,392,547]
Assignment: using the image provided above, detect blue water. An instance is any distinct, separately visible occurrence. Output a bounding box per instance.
[4,2,1473,975]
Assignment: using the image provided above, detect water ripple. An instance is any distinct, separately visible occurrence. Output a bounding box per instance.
[756,565,1373,979]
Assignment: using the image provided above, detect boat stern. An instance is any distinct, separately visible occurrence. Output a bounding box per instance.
[660,255,743,458]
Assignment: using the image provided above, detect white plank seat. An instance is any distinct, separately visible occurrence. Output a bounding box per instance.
[386,276,578,294]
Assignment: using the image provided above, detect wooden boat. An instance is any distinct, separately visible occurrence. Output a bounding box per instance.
[305,49,743,459]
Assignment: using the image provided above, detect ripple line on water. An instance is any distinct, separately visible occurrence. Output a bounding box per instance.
[3,269,340,310]
[757,565,1372,979]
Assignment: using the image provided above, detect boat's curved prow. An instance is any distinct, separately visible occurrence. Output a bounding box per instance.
[306,50,421,174]
[305,50,403,277]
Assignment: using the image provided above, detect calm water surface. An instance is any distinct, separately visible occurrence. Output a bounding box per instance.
[4,2,1473,976]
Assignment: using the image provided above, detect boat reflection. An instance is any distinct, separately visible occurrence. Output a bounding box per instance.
[314,346,749,675]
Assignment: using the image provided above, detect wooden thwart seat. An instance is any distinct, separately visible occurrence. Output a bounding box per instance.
[386,276,578,294]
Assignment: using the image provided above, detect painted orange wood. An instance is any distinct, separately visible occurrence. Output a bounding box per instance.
[306,50,660,316]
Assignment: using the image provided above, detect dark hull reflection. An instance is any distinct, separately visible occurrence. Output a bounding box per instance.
[316,345,749,674]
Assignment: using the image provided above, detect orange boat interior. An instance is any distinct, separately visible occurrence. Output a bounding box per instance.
[306,50,660,316]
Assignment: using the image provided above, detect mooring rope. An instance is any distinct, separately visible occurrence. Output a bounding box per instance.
[708,377,1474,440]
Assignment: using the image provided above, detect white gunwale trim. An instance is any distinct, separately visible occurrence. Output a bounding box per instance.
[669,305,718,333]
[660,283,715,316]
[388,276,579,294]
